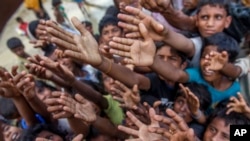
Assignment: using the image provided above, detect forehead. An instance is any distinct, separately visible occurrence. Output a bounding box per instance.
[102,24,119,31]
[202,45,218,55]
[209,117,229,132]
[156,45,180,56]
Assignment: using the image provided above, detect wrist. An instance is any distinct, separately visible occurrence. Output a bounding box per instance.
[191,109,202,120]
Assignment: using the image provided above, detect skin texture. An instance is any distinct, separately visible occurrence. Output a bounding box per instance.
[203,118,230,141]
[196,5,231,37]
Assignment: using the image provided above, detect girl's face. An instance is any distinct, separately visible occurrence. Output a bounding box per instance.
[173,95,193,123]
[36,130,63,141]
[1,123,22,141]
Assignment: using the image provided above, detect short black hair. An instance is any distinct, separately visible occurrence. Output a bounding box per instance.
[6,37,24,49]
[19,123,66,141]
[98,15,121,34]
[0,98,19,119]
[28,20,40,39]
[207,101,250,126]
[155,41,187,63]
[175,82,212,112]
[16,17,22,22]
[202,32,239,62]
[196,0,230,15]
[82,20,92,27]
[52,0,62,7]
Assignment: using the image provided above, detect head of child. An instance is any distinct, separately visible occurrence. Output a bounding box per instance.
[173,82,211,123]
[196,0,232,37]
[155,42,187,86]
[35,80,57,102]
[19,123,65,141]
[16,17,24,24]
[1,120,22,141]
[82,21,94,35]
[6,37,27,58]
[99,15,123,45]
[52,0,62,8]
[203,102,250,141]
[200,32,239,83]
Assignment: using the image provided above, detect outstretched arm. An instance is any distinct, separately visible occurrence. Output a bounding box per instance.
[45,17,151,90]
[139,0,197,31]
[118,6,195,58]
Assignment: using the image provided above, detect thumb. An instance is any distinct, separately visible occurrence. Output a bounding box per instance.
[71,17,87,35]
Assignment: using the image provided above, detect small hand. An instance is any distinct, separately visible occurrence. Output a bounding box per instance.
[227,92,250,115]
[205,51,228,71]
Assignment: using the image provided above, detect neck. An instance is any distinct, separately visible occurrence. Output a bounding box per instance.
[209,76,232,90]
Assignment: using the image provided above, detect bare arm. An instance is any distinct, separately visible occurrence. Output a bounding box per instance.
[67,118,89,135]
[221,63,242,79]
[150,56,189,83]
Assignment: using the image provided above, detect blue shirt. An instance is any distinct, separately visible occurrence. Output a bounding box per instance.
[185,68,240,107]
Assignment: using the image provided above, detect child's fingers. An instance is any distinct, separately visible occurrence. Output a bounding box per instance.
[125,32,141,38]
[118,21,138,32]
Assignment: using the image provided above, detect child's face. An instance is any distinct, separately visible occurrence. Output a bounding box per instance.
[1,123,22,141]
[35,87,52,102]
[200,45,221,83]
[203,117,230,141]
[173,95,193,123]
[11,46,26,58]
[183,0,199,10]
[36,130,63,141]
[101,24,122,45]
[197,5,231,37]
[156,46,184,69]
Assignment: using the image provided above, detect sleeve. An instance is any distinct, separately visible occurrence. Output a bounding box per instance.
[103,95,124,125]
[234,56,250,77]
[189,37,203,68]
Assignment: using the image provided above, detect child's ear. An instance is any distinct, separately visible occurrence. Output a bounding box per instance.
[181,61,188,70]
[224,15,232,28]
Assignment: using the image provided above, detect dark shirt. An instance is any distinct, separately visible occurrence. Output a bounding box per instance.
[140,73,177,107]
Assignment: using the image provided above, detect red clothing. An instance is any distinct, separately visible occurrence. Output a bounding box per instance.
[19,22,28,36]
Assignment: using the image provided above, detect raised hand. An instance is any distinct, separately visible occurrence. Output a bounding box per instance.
[140,0,171,13]
[227,93,250,115]
[111,80,140,109]
[118,108,163,141]
[44,91,73,119]
[35,134,84,141]
[179,84,200,116]
[60,94,97,123]
[13,72,36,101]
[32,55,75,84]
[46,17,102,66]
[109,23,156,66]
[149,109,197,141]
[117,6,166,40]
[205,51,228,71]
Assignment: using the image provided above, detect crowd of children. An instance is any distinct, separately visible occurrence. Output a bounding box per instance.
[1,0,250,141]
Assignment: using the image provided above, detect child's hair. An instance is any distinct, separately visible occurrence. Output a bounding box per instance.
[202,32,239,62]
[155,41,187,63]
[19,123,66,141]
[207,101,250,126]
[16,17,23,22]
[6,37,24,49]
[196,0,230,15]
[0,98,19,119]
[35,80,57,91]
[52,0,62,7]
[82,20,92,27]
[98,15,121,34]
[175,82,212,112]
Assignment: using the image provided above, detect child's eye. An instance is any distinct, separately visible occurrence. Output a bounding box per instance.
[201,15,209,20]
[215,15,223,20]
